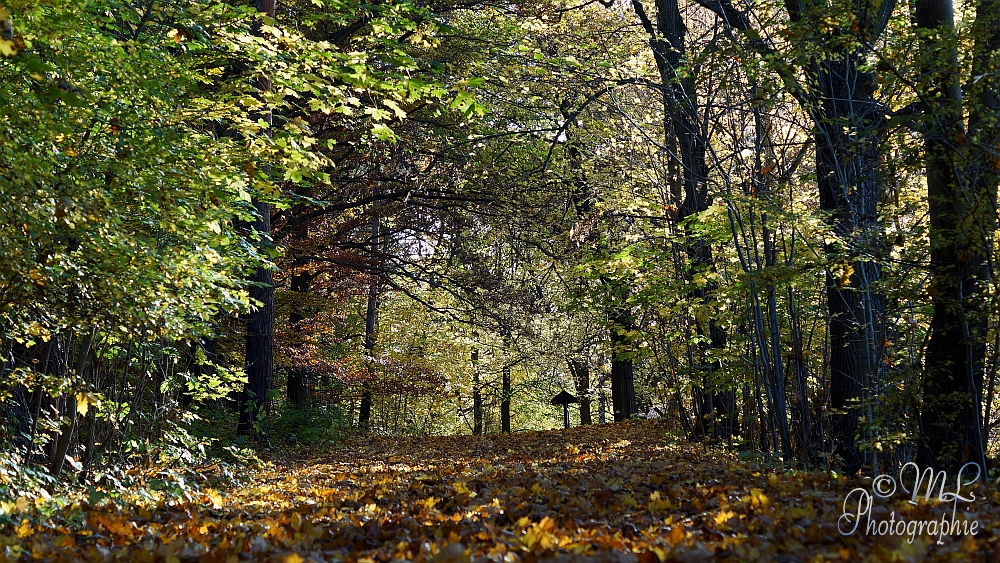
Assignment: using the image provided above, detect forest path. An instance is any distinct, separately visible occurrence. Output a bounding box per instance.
[5,420,999,562]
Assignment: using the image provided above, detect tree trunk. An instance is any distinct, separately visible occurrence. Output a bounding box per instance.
[501,363,511,432]
[358,211,380,428]
[609,308,636,422]
[287,272,311,408]
[686,0,894,472]
[915,0,996,472]
[237,0,278,440]
[237,200,276,439]
[471,349,482,435]
[569,357,592,425]
[635,0,730,433]
[815,56,886,474]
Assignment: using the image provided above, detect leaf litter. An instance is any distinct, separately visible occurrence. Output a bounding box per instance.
[1,419,998,562]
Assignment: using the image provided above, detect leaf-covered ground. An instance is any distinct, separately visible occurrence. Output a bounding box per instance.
[3,420,999,562]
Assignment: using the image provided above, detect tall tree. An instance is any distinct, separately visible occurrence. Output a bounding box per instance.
[629,0,732,436]
[692,0,894,472]
[359,210,381,428]
[237,0,278,439]
[915,0,998,472]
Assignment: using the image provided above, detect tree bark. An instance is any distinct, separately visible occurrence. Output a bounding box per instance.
[687,0,894,473]
[472,349,482,435]
[237,0,278,440]
[358,211,380,428]
[501,362,511,432]
[609,308,636,422]
[238,200,276,439]
[287,272,311,408]
[632,0,730,434]
[815,57,886,474]
[915,0,996,472]
[569,356,592,425]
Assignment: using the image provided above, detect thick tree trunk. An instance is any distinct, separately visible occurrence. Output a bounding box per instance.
[609,309,636,422]
[237,0,278,440]
[286,272,311,408]
[238,200,276,438]
[915,0,996,472]
[814,56,886,474]
[685,0,894,471]
[635,0,730,434]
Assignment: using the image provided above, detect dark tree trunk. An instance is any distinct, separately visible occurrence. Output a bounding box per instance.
[815,56,886,474]
[473,382,483,435]
[358,211,380,428]
[915,0,996,472]
[609,309,636,422]
[238,200,276,439]
[501,363,511,432]
[237,0,278,440]
[286,272,311,408]
[471,348,482,435]
[644,0,730,436]
[239,261,275,437]
[568,357,592,425]
[685,0,895,472]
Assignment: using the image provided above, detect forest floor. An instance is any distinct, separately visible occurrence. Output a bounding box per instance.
[2,419,999,562]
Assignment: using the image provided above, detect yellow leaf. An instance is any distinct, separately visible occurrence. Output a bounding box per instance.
[282,554,304,563]
[749,488,769,508]
[15,518,32,538]
[0,38,17,57]
[536,516,555,532]
[77,393,89,417]
[714,509,735,525]
[206,489,223,509]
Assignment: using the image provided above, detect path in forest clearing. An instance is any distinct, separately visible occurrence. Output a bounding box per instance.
[3,419,999,562]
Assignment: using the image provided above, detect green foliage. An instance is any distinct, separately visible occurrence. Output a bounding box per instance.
[270,404,349,446]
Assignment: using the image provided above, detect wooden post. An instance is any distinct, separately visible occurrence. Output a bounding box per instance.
[551,390,578,430]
